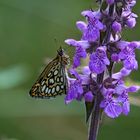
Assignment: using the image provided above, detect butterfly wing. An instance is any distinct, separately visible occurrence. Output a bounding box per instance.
[29,57,67,98]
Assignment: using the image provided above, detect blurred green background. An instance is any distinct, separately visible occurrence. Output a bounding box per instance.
[0,0,140,140]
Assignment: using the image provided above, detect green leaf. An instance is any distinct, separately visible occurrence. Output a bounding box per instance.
[85,101,94,123]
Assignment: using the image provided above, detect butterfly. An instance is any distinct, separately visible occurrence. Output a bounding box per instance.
[29,48,70,98]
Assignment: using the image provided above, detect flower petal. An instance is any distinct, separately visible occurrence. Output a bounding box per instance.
[105,102,122,118]
[76,21,87,32]
[122,101,130,115]
[127,86,140,93]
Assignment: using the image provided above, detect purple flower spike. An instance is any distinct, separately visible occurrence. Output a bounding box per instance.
[89,47,110,74]
[65,0,140,125]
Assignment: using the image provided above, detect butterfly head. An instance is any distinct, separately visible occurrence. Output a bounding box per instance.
[57,47,64,55]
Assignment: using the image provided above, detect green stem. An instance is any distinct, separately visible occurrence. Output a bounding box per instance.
[88,72,104,140]
[88,92,103,140]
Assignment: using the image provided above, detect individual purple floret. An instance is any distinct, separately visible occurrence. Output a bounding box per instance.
[112,21,122,33]
[80,10,104,42]
[65,69,83,104]
[65,39,89,68]
[89,46,110,74]
[117,41,139,70]
[101,79,140,118]
[100,88,122,118]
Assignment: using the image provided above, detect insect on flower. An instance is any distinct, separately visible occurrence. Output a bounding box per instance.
[29,48,70,98]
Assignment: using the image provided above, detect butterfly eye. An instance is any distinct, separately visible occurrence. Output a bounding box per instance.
[29,49,69,98]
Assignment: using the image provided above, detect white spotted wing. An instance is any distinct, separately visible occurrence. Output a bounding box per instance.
[29,49,69,98]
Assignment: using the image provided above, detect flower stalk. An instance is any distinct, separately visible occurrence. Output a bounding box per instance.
[88,2,115,139]
[88,73,104,140]
[88,96,102,140]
